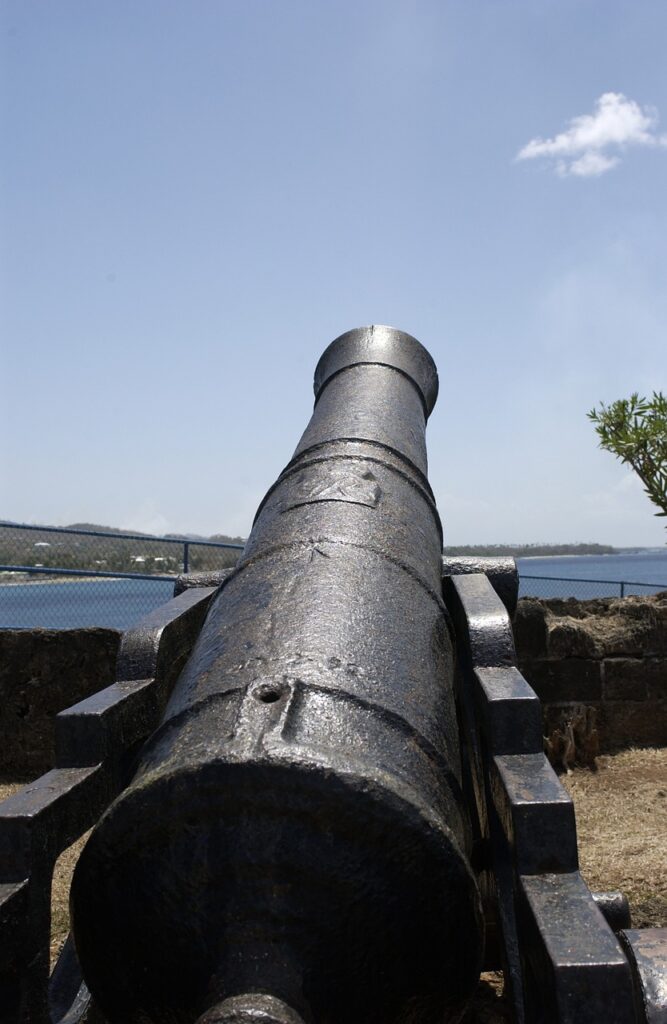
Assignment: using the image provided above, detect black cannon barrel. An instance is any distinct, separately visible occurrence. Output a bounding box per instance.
[71,326,483,1024]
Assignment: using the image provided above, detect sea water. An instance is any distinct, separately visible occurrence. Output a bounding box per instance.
[0,576,175,631]
[1,550,666,630]
[517,548,667,599]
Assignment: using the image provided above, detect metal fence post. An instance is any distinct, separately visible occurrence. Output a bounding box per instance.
[183,542,190,574]
[620,581,625,598]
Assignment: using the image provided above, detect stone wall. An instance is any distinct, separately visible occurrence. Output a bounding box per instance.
[0,628,121,779]
[0,593,665,778]
[515,593,667,765]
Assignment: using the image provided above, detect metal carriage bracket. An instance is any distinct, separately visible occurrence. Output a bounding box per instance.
[0,584,220,1024]
[441,556,662,1024]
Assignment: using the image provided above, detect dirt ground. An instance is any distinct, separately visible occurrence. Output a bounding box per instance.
[1,747,665,1022]
[561,747,667,928]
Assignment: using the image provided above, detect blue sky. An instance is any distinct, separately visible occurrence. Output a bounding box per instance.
[2,1,666,545]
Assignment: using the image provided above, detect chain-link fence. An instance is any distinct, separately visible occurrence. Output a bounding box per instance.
[0,523,243,630]
[519,575,667,600]
[3,523,666,629]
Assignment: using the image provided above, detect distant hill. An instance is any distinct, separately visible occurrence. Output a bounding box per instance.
[0,521,244,575]
[165,532,247,546]
[65,522,152,535]
[59,524,247,546]
[209,532,246,546]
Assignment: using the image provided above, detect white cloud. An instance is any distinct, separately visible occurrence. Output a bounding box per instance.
[563,151,620,177]
[517,92,667,177]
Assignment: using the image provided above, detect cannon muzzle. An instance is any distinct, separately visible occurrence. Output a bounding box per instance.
[71,326,483,1023]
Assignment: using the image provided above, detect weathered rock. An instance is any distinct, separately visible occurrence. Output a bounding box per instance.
[545,593,667,658]
[547,619,598,659]
[603,659,650,701]
[516,592,667,757]
[597,701,667,750]
[0,628,121,778]
[512,599,548,658]
[521,657,602,703]
[646,660,667,700]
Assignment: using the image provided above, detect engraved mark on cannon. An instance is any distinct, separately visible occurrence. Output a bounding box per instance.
[281,465,381,512]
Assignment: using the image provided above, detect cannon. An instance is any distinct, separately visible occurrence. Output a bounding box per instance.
[0,326,665,1024]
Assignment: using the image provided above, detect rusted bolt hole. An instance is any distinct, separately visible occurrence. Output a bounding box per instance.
[253,684,285,704]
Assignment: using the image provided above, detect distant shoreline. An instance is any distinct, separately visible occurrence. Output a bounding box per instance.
[0,574,176,588]
[0,575,124,588]
[443,545,619,558]
[518,552,619,561]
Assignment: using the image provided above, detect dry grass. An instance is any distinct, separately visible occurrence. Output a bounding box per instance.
[49,833,89,963]
[561,746,667,928]
[1,749,665,1020]
[468,972,508,1023]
